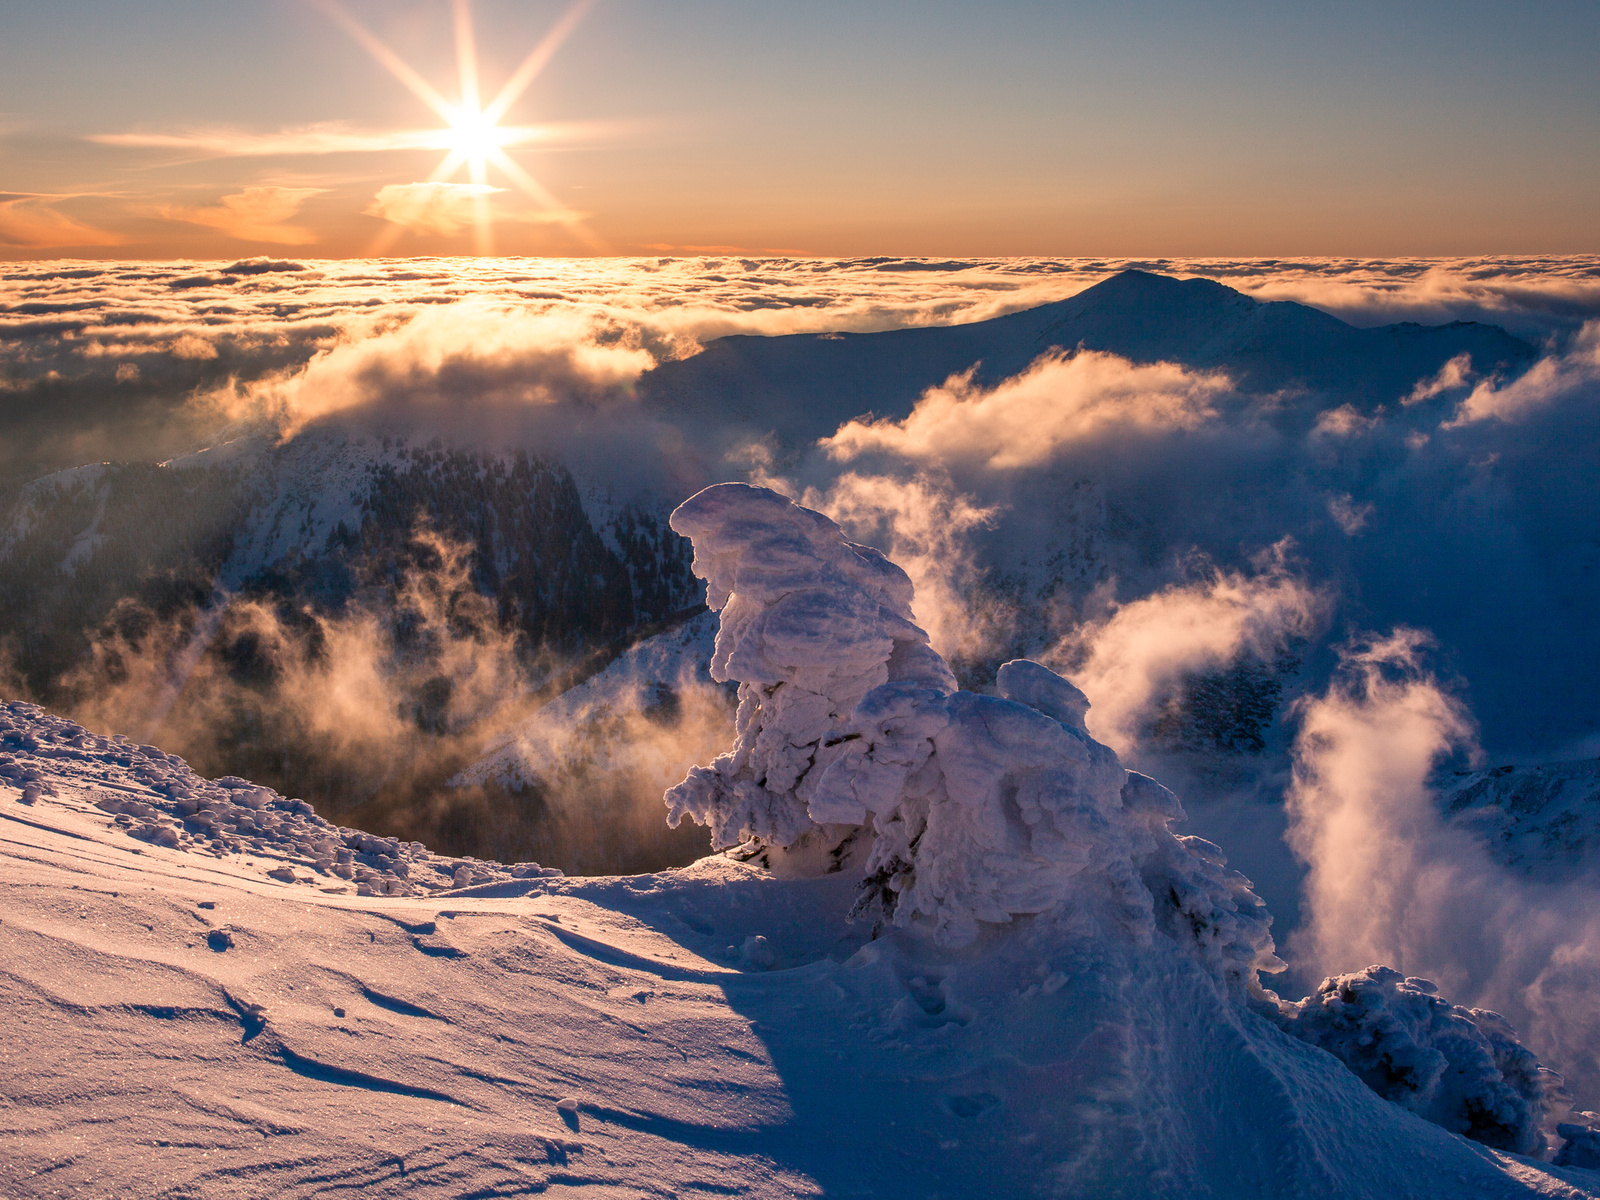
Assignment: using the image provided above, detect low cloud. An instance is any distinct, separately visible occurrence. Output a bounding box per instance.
[1404,352,1474,405]
[823,350,1228,471]
[1045,550,1326,757]
[790,470,1003,663]
[1285,631,1600,1105]
[1445,320,1600,426]
[160,187,325,245]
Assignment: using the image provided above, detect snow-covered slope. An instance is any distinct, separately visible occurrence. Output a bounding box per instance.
[1443,758,1600,878]
[4,693,1598,1199]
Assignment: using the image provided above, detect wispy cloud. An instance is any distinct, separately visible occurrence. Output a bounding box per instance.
[0,194,124,248]
[88,120,610,160]
[1404,351,1475,405]
[362,182,586,240]
[1445,320,1600,427]
[365,182,504,237]
[158,187,325,245]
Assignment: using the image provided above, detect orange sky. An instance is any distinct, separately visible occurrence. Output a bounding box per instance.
[1,0,1597,260]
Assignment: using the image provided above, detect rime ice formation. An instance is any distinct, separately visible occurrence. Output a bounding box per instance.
[1275,966,1552,1157]
[663,483,1567,1157]
[664,483,956,853]
[665,484,1281,982]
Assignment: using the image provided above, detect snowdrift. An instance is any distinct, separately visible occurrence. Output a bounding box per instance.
[2,482,1597,1198]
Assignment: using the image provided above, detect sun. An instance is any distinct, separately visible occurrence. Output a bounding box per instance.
[321,0,601,254]
[444,106,511,166]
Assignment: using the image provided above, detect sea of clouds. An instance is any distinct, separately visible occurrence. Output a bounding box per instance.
[6,252,1600,1101]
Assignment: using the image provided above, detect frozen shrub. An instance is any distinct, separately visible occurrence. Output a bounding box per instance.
[1273,966,1551,1156]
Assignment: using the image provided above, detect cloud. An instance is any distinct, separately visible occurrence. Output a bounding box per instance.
[1404,352,1474,405]
[1284,631,1600,1104]
[160,187,325,245]
[89,122,551,157]
[0,196,124,248]
[6,253,1600,763]
[1045,550,1326,757]
[1310,403,1381,436]
[823,350,1229,471]
[365,182,506,236]
[46,526,700,872]
[202,300,659,442]
[1205,260,1600,343]
[1325,492,1372,535]
[1445,320,1600,426]
[92,123,446,157]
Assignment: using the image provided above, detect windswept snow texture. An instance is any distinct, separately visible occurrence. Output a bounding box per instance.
[4,697,1600,1199]
[0,701,554,896]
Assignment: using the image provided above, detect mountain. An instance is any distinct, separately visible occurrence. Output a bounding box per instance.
[5,475,1598,1196]
[1443,758,1600,879]
[0,429,699,697]
[639,269,1536,446]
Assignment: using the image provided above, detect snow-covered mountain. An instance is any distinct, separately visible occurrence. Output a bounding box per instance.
[0,429,696,686]
[640,268,1536,448]
[5,483,1599,1197]
[1443,758,1600,879]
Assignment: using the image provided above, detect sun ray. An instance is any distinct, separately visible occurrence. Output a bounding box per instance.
[313,0,456,123]
[429,147,469,182]
[453,0,481,114]
[488,147,610,252]
[483,0,597,125]
[325,0,603,255]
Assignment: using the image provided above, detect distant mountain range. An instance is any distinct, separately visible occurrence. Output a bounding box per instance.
[641,269,1535,446]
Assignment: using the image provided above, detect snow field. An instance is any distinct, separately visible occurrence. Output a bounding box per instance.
[4,482,1600,1196]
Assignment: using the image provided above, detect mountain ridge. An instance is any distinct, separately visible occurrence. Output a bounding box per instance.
[640,269,1536,445]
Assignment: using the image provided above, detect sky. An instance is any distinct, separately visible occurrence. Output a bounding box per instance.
[1,0,1597,259]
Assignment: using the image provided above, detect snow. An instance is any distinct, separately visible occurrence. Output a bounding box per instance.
[5,737,1597,1198]
[4,484,1600,1197]
[1442,758,1600,877]
[0,702,552,897]
[1273,965,1555,1156]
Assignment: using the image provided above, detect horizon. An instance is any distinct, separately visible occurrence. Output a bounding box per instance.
[3,0,1597,260]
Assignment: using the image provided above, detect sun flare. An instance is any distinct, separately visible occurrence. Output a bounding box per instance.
[323,0,600,254]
